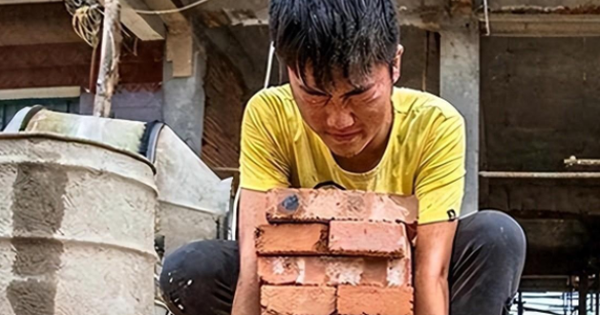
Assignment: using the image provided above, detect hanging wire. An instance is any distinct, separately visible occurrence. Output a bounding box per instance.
[228,187,241,241]
[264,42,276,89]
[483,0,491,36]
[65,0,103,47]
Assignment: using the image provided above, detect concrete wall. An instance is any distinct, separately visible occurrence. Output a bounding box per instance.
[397,27,440,95]
[481,36,600,172]
[480,36,600,276]
[162,41,207,156]
[480,37,600,215]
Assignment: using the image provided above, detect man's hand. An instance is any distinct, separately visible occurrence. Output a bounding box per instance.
[231,189,268,315]
[414,220,458,315]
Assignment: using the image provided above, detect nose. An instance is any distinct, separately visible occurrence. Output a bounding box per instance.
[326,103,355,130]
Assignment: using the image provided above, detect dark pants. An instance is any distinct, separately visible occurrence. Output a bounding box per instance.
[159,210,526,315]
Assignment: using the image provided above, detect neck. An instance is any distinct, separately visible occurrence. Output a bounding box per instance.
[334,112,394,173]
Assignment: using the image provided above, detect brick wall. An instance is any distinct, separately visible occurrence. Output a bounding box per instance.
[256,189,417,315]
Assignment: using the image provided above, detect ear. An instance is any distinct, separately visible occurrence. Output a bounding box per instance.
[392,45,404,83]
[287,66,304,86]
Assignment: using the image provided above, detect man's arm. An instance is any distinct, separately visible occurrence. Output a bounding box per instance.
[413,108,466,314]
[234,91,291,315]
[414,220,458,315]
[231,189,268,315]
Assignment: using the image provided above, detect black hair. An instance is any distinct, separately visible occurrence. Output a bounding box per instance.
[269,0,400,91]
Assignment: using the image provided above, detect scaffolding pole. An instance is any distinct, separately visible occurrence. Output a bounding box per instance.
[480,171,600,179]
[517,292,524,315]
[580,274,588,315]
[93,0,122,118]
[596,272,600,315]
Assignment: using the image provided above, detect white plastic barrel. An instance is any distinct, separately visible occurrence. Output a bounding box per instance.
[9,108,232,256]
[0,133,157,315]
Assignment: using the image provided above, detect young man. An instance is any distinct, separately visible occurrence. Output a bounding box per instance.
[159,1,526,314]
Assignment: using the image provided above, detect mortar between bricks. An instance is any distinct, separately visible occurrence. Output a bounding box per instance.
[266,189,418,225]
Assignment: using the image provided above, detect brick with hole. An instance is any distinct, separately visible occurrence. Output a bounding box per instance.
[266,189,417,224]
[255,223,329,255]
[261,285,336,315]
[258,256,411,287]
[329,221,410,257]
[337,285,414,315]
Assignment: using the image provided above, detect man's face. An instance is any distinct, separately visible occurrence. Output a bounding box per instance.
[289,48,402,159]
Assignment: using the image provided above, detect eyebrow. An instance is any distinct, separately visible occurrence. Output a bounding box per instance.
[298,82,375,97]
[299,84,329,96]
[342,83,375,98]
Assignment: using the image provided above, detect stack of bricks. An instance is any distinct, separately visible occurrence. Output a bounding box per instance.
[256,189,417,315]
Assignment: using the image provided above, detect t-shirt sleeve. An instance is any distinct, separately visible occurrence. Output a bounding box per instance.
[239,92,291,192]
[415,111,466,225]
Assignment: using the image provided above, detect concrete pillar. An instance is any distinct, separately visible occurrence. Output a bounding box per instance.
[162,35,207,156]
[440,21,480,216]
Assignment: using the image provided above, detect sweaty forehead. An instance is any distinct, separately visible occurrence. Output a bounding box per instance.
[296,65,378,93]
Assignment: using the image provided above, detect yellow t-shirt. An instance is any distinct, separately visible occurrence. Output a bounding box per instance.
[239,85,466,224]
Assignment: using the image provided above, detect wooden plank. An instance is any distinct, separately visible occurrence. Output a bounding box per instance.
[0,3,81,47]
[480,14,600,37]
[0,87,81,101]
[94,0,122,117]
[98,0,165,41]
[0,0,61,4]
[143,0,192,77]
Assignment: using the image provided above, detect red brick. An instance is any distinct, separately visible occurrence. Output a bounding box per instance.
[261,285,336,315]
[255,224,329,255]
[337,286,414,315]
[266,189,417,224]
[258,256,411,286]
[329,221,410,257]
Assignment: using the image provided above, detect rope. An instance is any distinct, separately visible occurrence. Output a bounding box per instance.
[133,0,209,15]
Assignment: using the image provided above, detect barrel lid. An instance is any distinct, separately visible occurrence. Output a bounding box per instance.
[0,132,157,174]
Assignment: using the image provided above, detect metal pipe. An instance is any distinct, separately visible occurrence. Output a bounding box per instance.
[596,272,600,315]
[479,171,600,179]
[518,292,524,315]
[213,167,240,173]
[564,156,600,167]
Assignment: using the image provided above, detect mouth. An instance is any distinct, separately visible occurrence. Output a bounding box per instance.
[328,131,361,143]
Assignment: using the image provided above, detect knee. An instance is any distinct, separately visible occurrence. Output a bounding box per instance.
[160,240,221,288]
[470,210,527,258]
[159,240,232,312]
